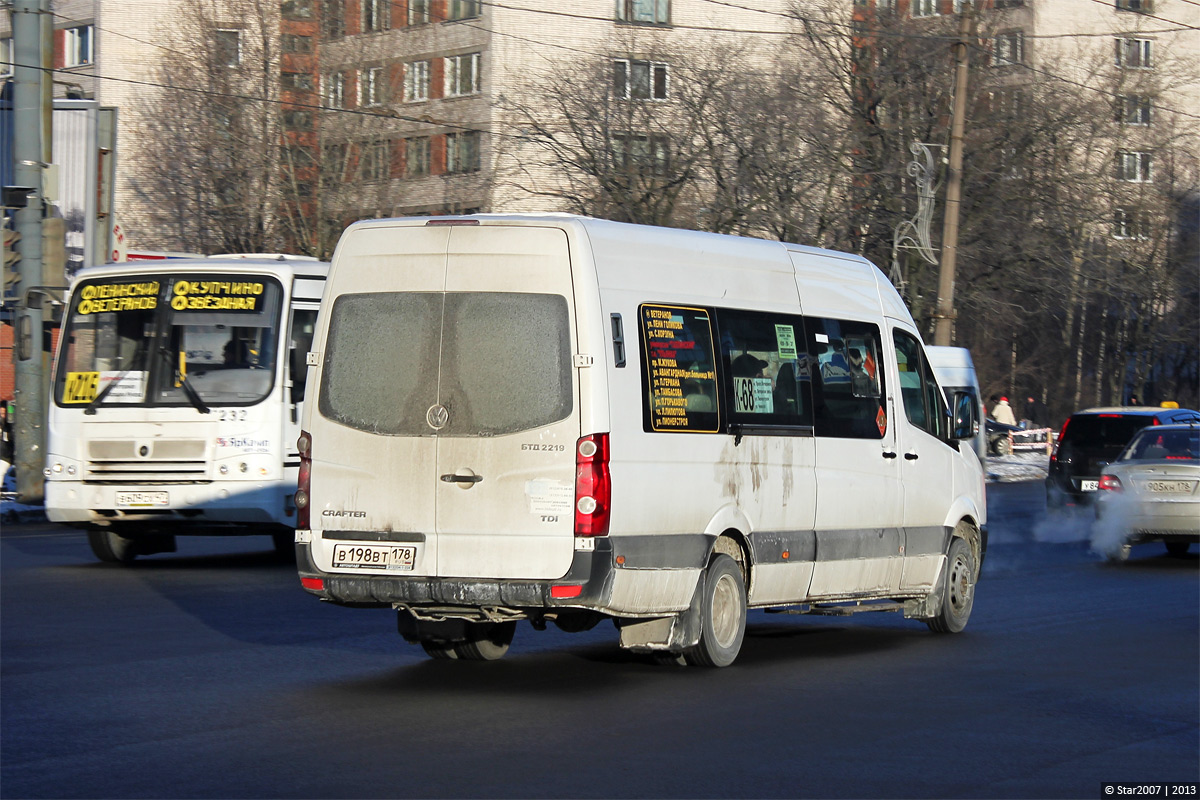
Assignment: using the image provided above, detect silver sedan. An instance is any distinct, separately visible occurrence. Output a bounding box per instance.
[1094,423,1199,561]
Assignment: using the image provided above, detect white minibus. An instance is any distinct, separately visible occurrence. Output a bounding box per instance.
[927,345,987,462]
[45,256,329,563]
[296,215,985,667]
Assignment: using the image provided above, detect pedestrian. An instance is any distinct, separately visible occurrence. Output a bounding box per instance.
[0,402,13,483]
[1025,395,1050,429]
[992,396,1017,426]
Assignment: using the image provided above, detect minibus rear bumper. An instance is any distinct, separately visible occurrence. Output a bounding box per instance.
[297,536,618,612]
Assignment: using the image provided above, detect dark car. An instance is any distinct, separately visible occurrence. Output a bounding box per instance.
[1046,406,1200,507]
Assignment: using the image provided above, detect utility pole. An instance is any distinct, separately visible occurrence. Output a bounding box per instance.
[933,6,971,347]
[10,0,51,502]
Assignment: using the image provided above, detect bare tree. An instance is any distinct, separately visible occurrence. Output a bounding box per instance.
[133,0,286,254]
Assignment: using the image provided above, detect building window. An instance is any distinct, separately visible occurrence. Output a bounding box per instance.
[993,31,1023,66]
[405,136,431,177]
[1115,0,1151,11]
[408,0,431,24]
[403,60,430,102]
[323,0,345,40]
[445,52,480,97]
[281,71,314,91]
[362,0,389,32]
[1,38,11,77]
[284,144,314,168]
[877,0,897,10]
[64,25,95,67]
[1113,208,1148,239]
[446,131,481,173]
[214,29,240,68]
[361,66,385,107]
[1116,95,1152,125]
[994,0,1024,6]
[911,0,938,17]
[321,72,346,109]
[282,34,313,53]
[614,59,668,100]
[360,140,389,182]
[323,143,349,183]
[284,109,314,129]
[1115,37,1152,68]
[616,0,670,25]
[447,0,481,20]
[1116,150,1152,182]
[281,0,314,19]
[613,133,670,176]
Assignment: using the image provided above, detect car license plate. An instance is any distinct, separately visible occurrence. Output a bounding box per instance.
[331,543,416,571]
[1146,480,1193,494]
[116,491,169,507]
[1080,480,1099,492]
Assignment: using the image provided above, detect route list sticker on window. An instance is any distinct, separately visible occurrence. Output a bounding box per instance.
[641,304,719,433]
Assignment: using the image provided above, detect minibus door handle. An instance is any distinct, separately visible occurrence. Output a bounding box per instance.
[882,450,898,459]
[904,452,919,461]
[441,473,483,484]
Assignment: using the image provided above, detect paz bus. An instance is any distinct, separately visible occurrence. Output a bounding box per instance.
[44,255,328,563]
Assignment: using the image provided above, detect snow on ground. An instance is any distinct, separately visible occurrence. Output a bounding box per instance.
[985,450,1050,484]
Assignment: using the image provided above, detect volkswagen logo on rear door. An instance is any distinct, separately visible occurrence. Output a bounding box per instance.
[426,404,449,431]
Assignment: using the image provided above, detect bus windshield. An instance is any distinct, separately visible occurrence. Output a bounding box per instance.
[55,274,284,408]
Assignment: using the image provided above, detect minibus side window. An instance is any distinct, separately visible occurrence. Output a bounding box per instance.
[638,303,721,433]
[805,317,886,440]
[892,329,947,439]
[714,308,813,430]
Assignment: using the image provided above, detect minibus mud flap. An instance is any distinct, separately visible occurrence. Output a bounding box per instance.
[616,578,703,653]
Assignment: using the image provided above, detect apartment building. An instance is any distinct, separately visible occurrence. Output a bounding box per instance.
[4,0,1196,255]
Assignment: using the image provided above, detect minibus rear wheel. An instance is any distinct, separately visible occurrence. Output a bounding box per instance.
[454,621,517,661]
[684,554,747,667]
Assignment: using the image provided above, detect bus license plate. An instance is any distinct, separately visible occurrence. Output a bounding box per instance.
[1147,481,1192,494]
[332,543,416,571]
[116,491,169,507]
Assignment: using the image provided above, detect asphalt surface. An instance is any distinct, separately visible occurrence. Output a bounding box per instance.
[1,480,1197,799]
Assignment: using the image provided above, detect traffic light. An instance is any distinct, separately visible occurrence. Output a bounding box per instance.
[41,216,67,286]
[3,218,20,296]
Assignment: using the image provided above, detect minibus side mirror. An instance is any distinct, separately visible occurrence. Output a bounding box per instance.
[950,390,977,441]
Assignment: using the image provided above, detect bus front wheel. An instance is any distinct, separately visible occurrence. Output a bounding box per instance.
[87,530,139,564]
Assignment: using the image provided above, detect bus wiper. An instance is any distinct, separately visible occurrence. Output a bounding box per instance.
[159,346,211,414]
[83,371,123,415]
[84,339,148,415]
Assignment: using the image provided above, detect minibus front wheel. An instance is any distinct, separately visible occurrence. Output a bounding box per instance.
[684,554,747,668]
[926,534,976,633]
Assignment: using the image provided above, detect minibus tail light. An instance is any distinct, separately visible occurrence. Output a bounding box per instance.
[296,430,312,530]
[574,433,610,537]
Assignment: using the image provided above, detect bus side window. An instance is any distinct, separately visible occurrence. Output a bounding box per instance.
[289,309,319,405]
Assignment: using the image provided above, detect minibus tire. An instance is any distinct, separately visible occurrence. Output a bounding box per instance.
[684,554,746,667]
[454,621,517,661]
[420,640,460,660]
[927,536,975,633]
[87,530,138,564]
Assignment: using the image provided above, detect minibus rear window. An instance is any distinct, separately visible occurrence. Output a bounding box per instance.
[319,291,572,436]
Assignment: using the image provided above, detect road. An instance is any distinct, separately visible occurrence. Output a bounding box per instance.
[2,481,1197,799]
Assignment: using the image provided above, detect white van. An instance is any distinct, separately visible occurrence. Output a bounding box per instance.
[927,346,988,463]
[295,215,986,667]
